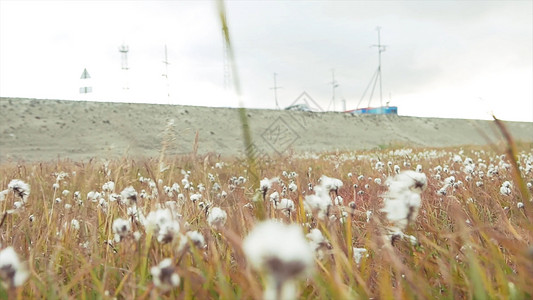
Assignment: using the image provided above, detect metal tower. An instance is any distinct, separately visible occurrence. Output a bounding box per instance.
[162,44,171,99]
[372,26,386,107]
[328,69,339,111]
[357,27,387,109]
[270,73,282,109]
[119,43,129,90]
[222,28,231,89]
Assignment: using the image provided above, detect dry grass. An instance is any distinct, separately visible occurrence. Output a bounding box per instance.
[0,142,532,299]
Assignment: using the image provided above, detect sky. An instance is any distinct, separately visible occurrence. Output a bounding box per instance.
[0,0,532,122]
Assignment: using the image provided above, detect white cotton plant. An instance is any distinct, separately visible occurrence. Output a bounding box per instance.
[274,198,295,217]
[102,181,115,193]
[381,170,427,232]
[352,247,368,265]
[177,230,206,252]
[0,246,30,289]
[207,207,227,228]
[112,218,132,243]
[243,221,315,300]
[306,228,330,259]
[120,186,138,206]
[288,182,298,192]
[144,208,181,244]
[7,179,30,203]
[500,181,512,196]
[150,258,180,291]
[0,189,8,202]
[303,185,332,220]
[318,175,343,194]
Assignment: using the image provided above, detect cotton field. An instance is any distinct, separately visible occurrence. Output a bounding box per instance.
[0,145,532,298]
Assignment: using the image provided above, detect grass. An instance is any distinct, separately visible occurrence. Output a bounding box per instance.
[1,2,531,298]
[0,142,532,299]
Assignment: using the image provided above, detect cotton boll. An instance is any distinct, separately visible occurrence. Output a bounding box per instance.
[70,219,80,231]
[87,191,101,202]
[0,247,30,288]
[306,228,329,259]
[112,218,131,242]
[275,198,295,215]
[243,221,314,300]
[382,171,427,230]
[102,181,115,193]
[120,186,138,206]
[353,248,368,265]
[500,181,512,196]
[319,175,343,192]
[288,182,298,192]
[207,207,227,228]
[304,186,332,220]
[8,179,30,203]
[177,231,206,252]
[151,258,180,291]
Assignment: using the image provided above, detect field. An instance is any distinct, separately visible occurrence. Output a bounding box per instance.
[1,134,532,298]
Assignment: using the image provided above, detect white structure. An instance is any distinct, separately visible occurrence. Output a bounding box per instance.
[118,44,129,90]
[79,68,92,94]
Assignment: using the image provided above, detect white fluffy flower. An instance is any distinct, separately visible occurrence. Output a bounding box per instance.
[288,182,298,192]
[269,191,280,204]
[275,198,295,212]
[145,208,180,244]
[352,248,368,265]
[382,171,427,230]
[112,218,131,242]
[151,258,180,291]
[243,221,314,300]
[70,219,80,231]
[102,181,115,193]
[0,189,8,202]
[304,186,332,220]
[120,186,138,206]
[319,175,343,192]
[0,247,29,288]
[260,178,273,192]
[178,231,206,252]
[207,207,227,228]
[87,191,101,202]
[8,179,30,203]
[190,193,202,202]
[500,181,512,196]
[306,228,329,259]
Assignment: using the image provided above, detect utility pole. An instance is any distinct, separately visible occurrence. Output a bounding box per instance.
[371,27,386,107]
[270,73,282,109]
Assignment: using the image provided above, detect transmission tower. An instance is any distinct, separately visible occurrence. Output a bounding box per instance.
[270,73,282,109]
[118,43,129,90]
[371,26,386,107]
[328,69,339,111]
[356,27,388,109]
[162,44,171,100]
[222,28,231,89]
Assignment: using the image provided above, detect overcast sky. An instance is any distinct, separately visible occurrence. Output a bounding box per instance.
[1,0,532,121]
